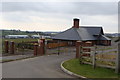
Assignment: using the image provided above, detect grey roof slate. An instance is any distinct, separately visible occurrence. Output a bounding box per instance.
[99,35,111,40]
[52,26,110,41]
[52,28,80,41]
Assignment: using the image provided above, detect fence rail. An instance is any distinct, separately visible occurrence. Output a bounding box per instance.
[47,42,68,49]
[80,45,117,70]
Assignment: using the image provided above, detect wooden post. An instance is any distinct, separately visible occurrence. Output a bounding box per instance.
[93,51,95,69]
[76,41,81,58]
[79,44,83,64]
[10,41,14,54]
[57,40,60,55]
[34,43,38,56]
[115,43,120,73]
[4,40,9,53]
[93,45,97,69]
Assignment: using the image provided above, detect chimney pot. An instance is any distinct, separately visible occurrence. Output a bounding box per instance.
[73,18,79,28]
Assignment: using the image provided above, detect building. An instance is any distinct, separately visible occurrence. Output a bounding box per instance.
[105,33,120,38]
[31,35,40,38]
[31,35,51,39]
[52,18,111,46]
[5,35,29,39]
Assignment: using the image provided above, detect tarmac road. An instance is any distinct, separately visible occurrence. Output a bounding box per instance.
[2,52,76,78]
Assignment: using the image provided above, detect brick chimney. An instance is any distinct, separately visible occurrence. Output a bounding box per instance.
[73,18,79,28]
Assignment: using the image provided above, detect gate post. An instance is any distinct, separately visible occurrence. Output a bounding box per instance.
[45,39,47,54]
[4,40,9,53]
[42,39,45,55]
[10,41,14,54]
[37,39,45,55]
[34,43,38,56]
[76,41,82,58]
[116,43,120,73]
[93,45,97,69]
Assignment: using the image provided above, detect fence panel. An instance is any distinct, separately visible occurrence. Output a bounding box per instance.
[81,45,118,70]
[47,42,68,49]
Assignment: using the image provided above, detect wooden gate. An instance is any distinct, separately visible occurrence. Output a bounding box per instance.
[77,41,119,73]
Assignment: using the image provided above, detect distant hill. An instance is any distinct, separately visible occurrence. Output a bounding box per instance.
[1,29,59,37]
[2,30,44,37]
[44,31,60,34]
[105,33,120,37]
[105,33,120,42]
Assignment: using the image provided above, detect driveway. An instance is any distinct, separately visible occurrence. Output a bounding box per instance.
[2,52,76,78]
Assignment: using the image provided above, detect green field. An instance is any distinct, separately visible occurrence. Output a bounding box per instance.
[63,59,120,78]
[2,38,38,43]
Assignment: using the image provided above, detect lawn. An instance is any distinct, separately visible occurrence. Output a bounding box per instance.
[63,59,120,78]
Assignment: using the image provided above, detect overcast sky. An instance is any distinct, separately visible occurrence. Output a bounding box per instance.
[0,0,119,33]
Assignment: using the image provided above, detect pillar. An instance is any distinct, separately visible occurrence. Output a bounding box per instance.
[37,39,45,55]
[76,41,82,58]
[42,39,45,55]
[34,43,38,56]
[10,41,14,54]
[4,40,9,53]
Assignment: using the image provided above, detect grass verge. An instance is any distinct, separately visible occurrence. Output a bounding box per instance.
[62,59,120,78]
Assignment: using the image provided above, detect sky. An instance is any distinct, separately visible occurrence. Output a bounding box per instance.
[0,0,119,33]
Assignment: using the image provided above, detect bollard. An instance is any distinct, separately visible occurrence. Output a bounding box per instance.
[10,41,14,54]
[34,43,38,56]
[4,40,9,53]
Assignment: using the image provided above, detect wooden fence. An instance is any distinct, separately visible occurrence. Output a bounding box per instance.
[16,40,69,49]
[47,42,68,49]
[80,45,118,72]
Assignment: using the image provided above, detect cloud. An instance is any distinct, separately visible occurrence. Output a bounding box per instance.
[1,2,118,33]
[1,12,118,33]
[2,2,118,15]
[2,12,32,22]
